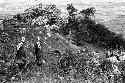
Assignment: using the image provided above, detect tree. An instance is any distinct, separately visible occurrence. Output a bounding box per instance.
[14,14,22,22]
[67,3,77,18]
[59,4,125,50]
[80,7,95,19]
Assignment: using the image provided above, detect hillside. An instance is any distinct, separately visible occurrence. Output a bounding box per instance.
[0,3,125,83]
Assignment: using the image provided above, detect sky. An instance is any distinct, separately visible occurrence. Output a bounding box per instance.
[0,0,125,15]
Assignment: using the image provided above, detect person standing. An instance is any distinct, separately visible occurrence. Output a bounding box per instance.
[34,36,43,66]
[15,37,27,71]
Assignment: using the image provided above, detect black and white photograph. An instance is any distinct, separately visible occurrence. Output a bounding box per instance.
[0,0,125,83]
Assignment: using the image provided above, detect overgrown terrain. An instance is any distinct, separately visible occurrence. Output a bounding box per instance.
[0,3,125,83]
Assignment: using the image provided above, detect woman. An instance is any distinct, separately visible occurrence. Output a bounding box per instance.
[15,37,27,71]
[34,36,43,66]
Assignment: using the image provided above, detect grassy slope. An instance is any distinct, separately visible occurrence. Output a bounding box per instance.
[1,2,125,83]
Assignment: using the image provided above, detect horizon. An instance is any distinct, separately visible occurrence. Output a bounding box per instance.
[0,0,125,15]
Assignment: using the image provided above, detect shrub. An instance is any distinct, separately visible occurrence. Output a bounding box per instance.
[59,3,125,50]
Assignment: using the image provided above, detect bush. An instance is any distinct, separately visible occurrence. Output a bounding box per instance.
[59,4,125,50]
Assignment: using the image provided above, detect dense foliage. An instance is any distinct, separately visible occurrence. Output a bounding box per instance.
[0,3,125,83]
[59,4,125,50]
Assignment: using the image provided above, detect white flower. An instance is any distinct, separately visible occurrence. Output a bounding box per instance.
[112,65,121,75]
[119,55,125,61]
[107,56,119,63]
[45,37,47,40]
[47,32,51,37]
